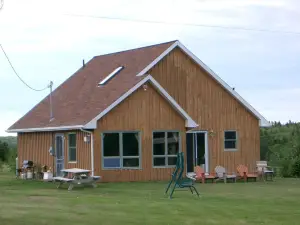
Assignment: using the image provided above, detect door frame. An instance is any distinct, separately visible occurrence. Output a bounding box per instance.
[186,130,209,173]
[55,133,65,176]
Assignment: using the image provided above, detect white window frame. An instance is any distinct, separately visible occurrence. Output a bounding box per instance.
[152,130,181,168]
[224,130,238,151]
[101,131,141,170]
[68,133,77,162]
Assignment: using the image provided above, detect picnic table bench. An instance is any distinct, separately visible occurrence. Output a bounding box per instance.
[52,168,101,191]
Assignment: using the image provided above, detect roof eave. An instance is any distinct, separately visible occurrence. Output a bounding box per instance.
[5,125,84,133]
[186,120,199,128]
[259,119,272,127]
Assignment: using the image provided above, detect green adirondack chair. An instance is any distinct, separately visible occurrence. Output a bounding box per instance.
[165,152,200,199]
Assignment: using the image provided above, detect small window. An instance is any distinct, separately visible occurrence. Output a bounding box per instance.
[68,133,77,162]
[102,132,140,169]
[153,131,180,167]
[224,131,237,151]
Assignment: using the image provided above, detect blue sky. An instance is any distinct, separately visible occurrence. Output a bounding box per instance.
[0,0,299,136]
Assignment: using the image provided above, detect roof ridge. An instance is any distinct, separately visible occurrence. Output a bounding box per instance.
[94,40,178,58]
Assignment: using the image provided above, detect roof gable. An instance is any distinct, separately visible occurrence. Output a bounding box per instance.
[84,75,198,129]
[136,41,270,127]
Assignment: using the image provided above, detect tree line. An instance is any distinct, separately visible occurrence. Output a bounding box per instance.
[261,121,300,177]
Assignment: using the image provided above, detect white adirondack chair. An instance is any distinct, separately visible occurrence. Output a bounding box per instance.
[256,161,274,181]
[214,165,237,183]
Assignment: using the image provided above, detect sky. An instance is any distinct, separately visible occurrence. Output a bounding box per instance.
[0,0,299,136]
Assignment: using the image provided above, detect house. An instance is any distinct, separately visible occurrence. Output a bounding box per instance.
[6,40,270,182]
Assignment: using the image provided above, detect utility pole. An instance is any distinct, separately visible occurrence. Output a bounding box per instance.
[48,81,54,121]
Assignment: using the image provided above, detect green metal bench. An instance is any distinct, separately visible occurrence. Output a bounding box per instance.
[165,152,200,199]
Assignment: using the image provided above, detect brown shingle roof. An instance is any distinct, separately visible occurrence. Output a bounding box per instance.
[8,40,177,130]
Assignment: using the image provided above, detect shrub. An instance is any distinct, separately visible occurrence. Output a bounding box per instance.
[0,163,11,172]
[280,159,293,177]
[291,158,300,177]
[7,148,17,172]
[0,141,9,162]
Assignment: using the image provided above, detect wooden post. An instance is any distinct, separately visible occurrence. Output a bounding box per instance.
[201,173,205,183]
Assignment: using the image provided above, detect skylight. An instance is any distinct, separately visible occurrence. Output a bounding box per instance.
[98,66,124,86]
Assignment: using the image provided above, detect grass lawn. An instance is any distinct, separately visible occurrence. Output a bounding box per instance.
[1,173,300,225]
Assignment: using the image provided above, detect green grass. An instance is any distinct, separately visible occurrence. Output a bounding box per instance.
[1,173,300,225]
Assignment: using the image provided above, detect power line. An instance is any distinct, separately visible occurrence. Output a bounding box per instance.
[65,13,300,36]
[1,43,54,121]
[0,44,49,92]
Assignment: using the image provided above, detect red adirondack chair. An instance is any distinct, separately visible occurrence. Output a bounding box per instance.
[194,166,216,183]
[237,164,257,182]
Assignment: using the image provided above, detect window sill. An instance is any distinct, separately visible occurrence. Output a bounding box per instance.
[153,166,176,169]
[224,149,238,152]
[68,161,77,163]
[102,167,142,171]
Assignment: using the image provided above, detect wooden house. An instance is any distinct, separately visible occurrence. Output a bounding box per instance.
[7,40,270,182]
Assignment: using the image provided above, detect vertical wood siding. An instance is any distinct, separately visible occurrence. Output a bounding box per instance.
[64,131,92,170]
[17,130,91,173]
[94,83,186,182]
[148,47,260,173]
[18,132,54,169]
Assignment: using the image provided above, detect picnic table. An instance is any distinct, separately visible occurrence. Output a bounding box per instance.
[52,168,101,191]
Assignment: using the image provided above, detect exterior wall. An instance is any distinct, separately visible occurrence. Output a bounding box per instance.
[94,83,186,182]
[18,132,54,170]
[148,47,260,173]
[17,130,91,173]
[63,131,92,170]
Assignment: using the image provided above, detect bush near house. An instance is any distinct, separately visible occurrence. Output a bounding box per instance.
[0,139,17,172]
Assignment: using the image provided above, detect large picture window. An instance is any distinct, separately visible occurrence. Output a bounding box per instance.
[68,133,77,162]
[224,130,237,151]
[153,131,180,167]
[102,132,140,169]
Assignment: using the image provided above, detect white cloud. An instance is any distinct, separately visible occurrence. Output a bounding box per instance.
[240,88,300,123]
[0,111,22,136]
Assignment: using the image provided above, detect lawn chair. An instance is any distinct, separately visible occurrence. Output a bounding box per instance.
[256,161,274,181]
[237,164,257,182]
[214,165,237,183]
[165,152,200,199]
[194,166,216,183]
